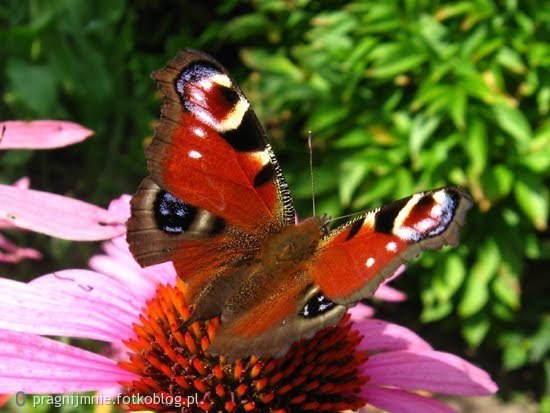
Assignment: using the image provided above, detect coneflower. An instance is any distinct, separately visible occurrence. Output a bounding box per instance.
[0,127,497,412]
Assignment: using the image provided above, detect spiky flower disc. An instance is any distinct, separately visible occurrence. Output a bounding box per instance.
[119,279,368,412]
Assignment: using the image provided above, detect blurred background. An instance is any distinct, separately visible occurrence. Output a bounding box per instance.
[0,1,548,412]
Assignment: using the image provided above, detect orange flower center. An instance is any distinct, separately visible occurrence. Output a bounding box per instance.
[118,279,368,412]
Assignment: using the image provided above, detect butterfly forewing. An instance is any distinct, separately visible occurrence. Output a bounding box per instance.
[309,187,473,304]
[127,49,296,272]
[145,49,294,228]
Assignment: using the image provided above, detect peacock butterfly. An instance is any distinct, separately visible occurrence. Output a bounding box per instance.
[127,49,473,360]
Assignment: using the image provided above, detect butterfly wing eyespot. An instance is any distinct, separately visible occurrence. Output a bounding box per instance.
[300,292,336,318]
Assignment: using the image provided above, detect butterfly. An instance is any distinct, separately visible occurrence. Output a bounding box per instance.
[126,49,473,360]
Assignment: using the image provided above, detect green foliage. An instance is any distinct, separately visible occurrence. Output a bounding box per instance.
[226,1,550,387]
[1,0,549,409]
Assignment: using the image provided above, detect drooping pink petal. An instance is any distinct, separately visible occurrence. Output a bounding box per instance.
[360,386,456,413]
[363,350,498,395]
[0,185,125,241]
[13,177,30,189]
[374,284,407,302]
[0,234,42,263]
[0,178,31,229]
[349,303,375,320]
[107,194,132,222]
[0,273,137,343]
[354,319,432,352]
[0,329,137,393]
[92,236,177,289]
[384,264,406,283]
[373,264,406,301]
[0,120,93,149]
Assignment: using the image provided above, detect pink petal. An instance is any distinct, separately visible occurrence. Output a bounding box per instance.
[360,386,456,413]
[349,304,375,320]
[0,329,137,393]
[0,273,138,343]
[0,235,175,343]
[29,269,145,311]
[13,177,30,189]
[0,178,31,229]
[0,234,42,263]
[93,236,177,288]
[374,284,407,302]
[0,185,125,241]
[354,319,432,352]
[0,120,93,149]
[107,194,132,222]
[384,264,406,283]
[363,350,498,395]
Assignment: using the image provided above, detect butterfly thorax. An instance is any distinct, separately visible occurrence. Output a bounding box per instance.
[259,216,327,268]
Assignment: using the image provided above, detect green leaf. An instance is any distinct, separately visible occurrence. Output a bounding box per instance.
[352,174,396,209]
[307,104,348,132]
[522,129,550,172]
[496,47,527,74]
[226,14,270,40]
[514,173,549,230]
[339,160,368,207]
[529,316,550,363]
[449,87,467,129]
[493,103,533,145]
[462,313,491,347]
[480,164,514,200]
[458,238,500,318]
[421,300,453,322]
[538,86,550,115]
[409,114,441,164]
[502,334,529,370]
[332,129,371,149]
[367,54,427,79]
[441,254,467,299]
[6,59,58,115]
[464,118,488,175]
[492,270,520,310]
[241,49,303,81]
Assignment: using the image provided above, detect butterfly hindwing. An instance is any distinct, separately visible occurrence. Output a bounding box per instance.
[309,187,473,304]
[127,177,225,269]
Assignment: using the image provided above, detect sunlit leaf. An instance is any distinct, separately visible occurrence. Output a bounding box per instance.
[493,102,533,144]
[514,172,549,230]
[458,239,500,318]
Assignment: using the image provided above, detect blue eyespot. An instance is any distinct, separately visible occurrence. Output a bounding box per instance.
[154,191,196,234]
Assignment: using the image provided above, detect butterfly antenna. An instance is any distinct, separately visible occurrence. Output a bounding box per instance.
[326,210,368,224]
[308,130,316,216]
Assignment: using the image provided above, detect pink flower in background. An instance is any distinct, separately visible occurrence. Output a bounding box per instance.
[0,120,93,149]
[0,120,97,263]
[0,193,496,411]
